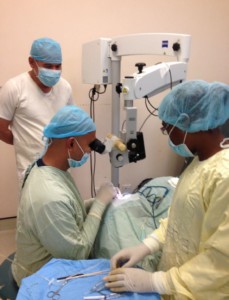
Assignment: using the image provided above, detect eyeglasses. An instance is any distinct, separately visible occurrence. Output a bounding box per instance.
[160,123,170,135]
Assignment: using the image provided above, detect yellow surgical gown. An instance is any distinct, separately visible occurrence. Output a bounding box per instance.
[154,149,229,300]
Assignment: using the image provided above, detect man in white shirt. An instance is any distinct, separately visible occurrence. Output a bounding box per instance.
[0,37,73,184]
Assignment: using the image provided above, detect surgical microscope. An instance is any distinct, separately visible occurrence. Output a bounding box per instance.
[82,33,191,187]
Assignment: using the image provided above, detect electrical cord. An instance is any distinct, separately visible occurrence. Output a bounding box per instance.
[138,185,169,229]
[140,62,174,130]
[89,85,107,102]
[89,85,107,197]
[90,96,96,198]
[90,152,96,198]
[144,96,158,116]
[168,68,173,90]
[139,113,152,132]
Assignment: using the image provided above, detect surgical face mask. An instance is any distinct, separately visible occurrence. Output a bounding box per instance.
[67,139,90,168]
[35,63,61,87]
[168,129,194,157]
[169,138,195,157]
[68,152,89,168]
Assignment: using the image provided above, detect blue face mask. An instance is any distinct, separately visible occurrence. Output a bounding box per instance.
[37,67,61,87]
[168,127,194,157]
[67,139,90,168]
[68,152,90,168]
[168,138,195,157]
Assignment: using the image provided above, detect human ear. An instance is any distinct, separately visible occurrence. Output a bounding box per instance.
[66,137,75,150]
[29,57,35,68]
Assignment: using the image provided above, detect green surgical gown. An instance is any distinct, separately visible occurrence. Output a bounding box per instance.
[12,164,106,286]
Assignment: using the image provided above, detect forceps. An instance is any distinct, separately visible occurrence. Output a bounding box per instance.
[47,281,67,300]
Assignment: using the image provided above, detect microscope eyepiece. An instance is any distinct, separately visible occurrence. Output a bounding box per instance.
[89,138,105,154]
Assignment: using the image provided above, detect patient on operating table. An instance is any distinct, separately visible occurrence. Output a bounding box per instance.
[92,176,178,271]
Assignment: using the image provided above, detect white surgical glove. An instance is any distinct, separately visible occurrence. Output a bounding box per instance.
[104,268,172,294]
[95,182,116,205]
[110,237,160,270]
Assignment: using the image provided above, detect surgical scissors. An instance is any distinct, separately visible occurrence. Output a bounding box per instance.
[47,281,67,300]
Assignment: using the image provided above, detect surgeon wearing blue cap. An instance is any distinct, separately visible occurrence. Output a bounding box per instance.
[12,105,116,286]
[0,37,73,186]
[105,80,229,300]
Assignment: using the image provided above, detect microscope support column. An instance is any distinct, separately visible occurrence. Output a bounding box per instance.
[111,59,121,187]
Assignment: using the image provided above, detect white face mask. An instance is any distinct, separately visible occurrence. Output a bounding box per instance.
[67,139,89,168]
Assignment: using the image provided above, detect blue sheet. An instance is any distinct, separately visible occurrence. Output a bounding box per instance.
[17,258,160,300]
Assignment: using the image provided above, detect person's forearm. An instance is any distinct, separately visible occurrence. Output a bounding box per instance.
[84,198,95,213]
[82,199,106,242]
[0,118,14,144]
[0,129,13,144]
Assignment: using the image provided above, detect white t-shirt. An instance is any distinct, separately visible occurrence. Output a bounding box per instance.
[0,72,73,176]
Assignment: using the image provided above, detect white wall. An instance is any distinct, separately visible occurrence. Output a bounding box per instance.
[0,0,229,217]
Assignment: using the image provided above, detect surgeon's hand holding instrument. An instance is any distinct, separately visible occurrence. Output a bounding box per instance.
[110,234,161,269]
[96,182,116,205]
[86,278,122,300]
[110,243,151,269]
[104,267,169,294]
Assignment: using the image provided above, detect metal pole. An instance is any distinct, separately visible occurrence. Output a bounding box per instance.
[111,60,121,187]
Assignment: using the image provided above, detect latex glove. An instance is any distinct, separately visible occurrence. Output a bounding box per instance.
[96,182,116,205]
[104,268,157,293]
[110,243,151,270]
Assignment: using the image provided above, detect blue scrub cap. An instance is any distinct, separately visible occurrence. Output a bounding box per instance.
[43,105,96,138]
[158,80,229,132]
[30,37,62,64]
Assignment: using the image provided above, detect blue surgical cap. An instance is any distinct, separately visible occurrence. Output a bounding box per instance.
[44,105,96,138]
[30,37,62,64]
[158,80,229,132]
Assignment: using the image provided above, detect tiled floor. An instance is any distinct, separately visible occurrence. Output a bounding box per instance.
[0,218,16,265]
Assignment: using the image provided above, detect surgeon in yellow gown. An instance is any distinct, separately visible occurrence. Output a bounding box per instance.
[104,80,229,300]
